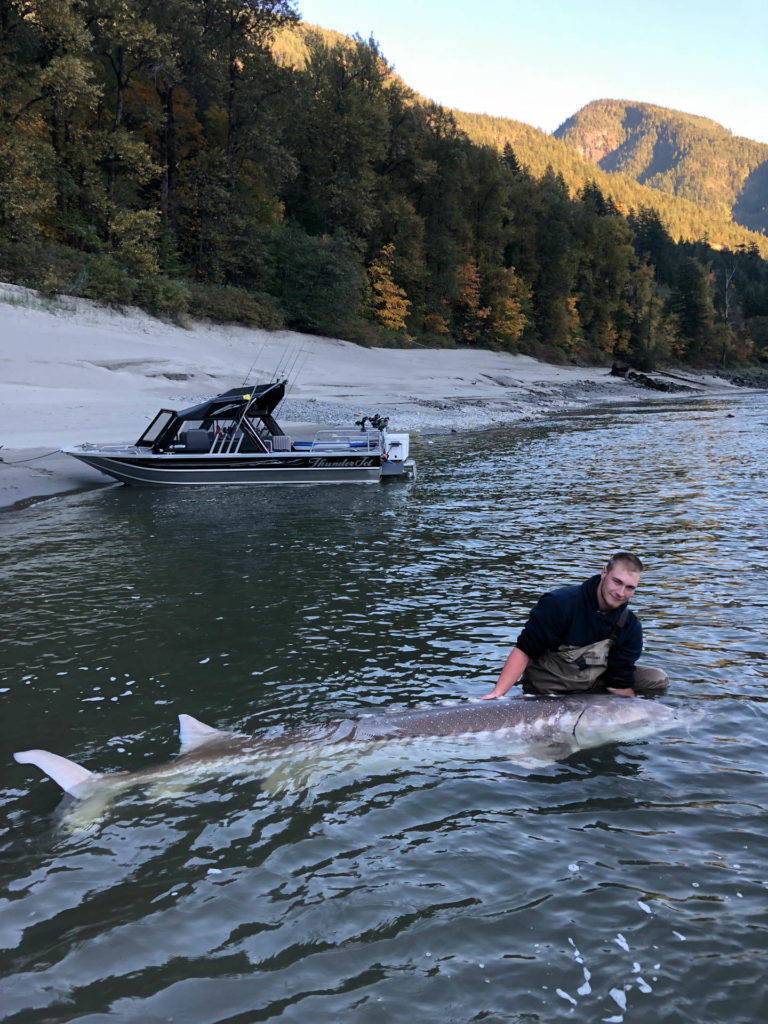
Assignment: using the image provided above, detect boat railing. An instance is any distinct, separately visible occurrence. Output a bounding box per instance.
[77,442,141,453]
[210,429,246,454]
[153,426,383,455]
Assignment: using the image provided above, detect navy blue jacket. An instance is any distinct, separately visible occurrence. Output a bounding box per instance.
[515,574,642,688]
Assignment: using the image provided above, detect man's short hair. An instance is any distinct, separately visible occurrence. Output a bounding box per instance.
[607,551,644,573]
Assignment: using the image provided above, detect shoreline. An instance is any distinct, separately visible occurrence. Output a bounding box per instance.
[0,284,750,510]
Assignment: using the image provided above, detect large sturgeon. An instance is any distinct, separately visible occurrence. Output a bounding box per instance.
[13,696,692,824]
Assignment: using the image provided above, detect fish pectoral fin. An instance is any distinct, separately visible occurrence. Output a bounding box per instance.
[178,714,239,752]
[500,739,579,769]
[58,788,117,832]
[14,749,98,797]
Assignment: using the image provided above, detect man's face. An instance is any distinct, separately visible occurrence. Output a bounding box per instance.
[598,562,641,611]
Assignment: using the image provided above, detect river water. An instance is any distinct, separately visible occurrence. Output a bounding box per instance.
[1,392,767,1023]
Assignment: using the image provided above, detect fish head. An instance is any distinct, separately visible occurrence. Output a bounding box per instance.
[571,696,695,751]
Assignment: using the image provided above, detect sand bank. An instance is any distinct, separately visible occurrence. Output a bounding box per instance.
[0,284,742,509]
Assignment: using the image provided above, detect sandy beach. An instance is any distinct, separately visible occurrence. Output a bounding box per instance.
[0,283,743,509]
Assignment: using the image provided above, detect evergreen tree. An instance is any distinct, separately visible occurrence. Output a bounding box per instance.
[282,32,389,240]
[530,168,578,349]
[669,257,717,362]
[629,207,678,283]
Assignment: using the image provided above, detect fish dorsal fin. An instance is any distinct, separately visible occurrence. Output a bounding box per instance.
[178,714,232,752]
[14,749,97,796]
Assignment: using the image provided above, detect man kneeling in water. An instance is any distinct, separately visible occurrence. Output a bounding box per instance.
[483,552,668,700]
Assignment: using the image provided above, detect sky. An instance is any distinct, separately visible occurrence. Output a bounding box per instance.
[296,0,768,145]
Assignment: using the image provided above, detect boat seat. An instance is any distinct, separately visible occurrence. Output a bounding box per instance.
[271,435,293,451]
[182,429,211,453]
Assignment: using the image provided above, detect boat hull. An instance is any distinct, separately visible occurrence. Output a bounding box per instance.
[64,448,401,485]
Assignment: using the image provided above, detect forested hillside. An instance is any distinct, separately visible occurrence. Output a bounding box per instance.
[2,4,768,369]
[555,100,768,235]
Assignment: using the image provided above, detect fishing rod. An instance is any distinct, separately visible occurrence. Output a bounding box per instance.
[241,342,265,388]
[283,343,309,387]
[272,344,295,383]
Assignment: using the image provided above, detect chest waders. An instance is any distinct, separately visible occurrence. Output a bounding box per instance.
[522,608,629,695]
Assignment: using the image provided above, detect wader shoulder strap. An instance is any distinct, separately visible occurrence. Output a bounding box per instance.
[609,607,629,641]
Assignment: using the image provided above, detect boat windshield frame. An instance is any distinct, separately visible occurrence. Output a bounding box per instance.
[134,382,288,454]
[136,410,176,448]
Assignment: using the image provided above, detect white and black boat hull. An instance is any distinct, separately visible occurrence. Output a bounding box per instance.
[64,449,411,486]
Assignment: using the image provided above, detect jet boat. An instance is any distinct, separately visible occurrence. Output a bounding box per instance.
[62,381,416,486]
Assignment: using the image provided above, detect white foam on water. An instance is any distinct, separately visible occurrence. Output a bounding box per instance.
[567,936,583,962]
[610,987,628,1010]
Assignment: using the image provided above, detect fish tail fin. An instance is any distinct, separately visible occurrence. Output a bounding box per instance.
[14,749,97,796]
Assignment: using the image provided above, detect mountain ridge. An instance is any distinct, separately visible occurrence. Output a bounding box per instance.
[553,98,768,234]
